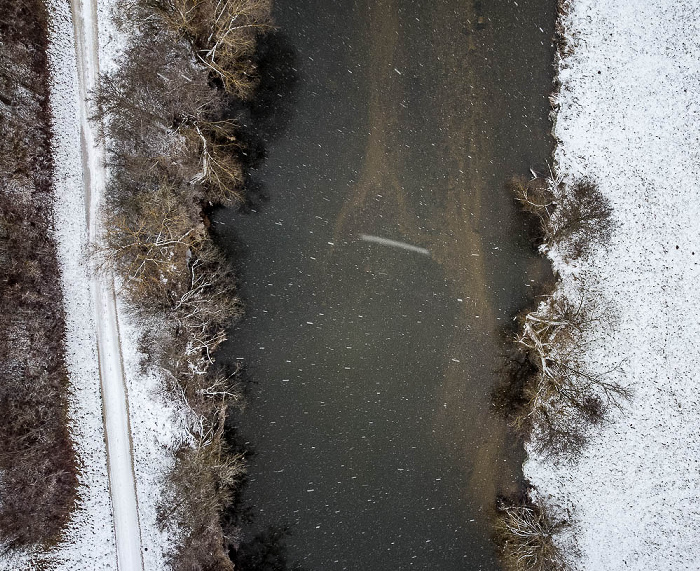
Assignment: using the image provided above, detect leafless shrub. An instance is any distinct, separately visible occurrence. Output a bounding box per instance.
[182,119,246,204]
[99,182,203,308]
[99,182,243,429]
[172,240,242,366]
[508,175,557,247]
[550,179,614,261]
[509,176,556,229]
[160,436,246,571]
[94,24,250,208]
[144,0,274,98]
[501,172,624,460]
[494,495,570,571]
[93,30,218,186]
[509,175,614,261]
[139,242,242,410]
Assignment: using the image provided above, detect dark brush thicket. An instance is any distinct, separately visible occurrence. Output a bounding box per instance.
[95,1,273,569]
[0,0,78,549]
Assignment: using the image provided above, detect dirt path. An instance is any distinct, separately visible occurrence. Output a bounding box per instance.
[70,0,144,569]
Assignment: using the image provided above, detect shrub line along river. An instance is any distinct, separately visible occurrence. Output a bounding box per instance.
[216,0,556,568]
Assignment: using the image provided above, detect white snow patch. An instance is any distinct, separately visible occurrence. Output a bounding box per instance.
[116,303,189,571]
[525,1,700,569]
[96,0,128,76]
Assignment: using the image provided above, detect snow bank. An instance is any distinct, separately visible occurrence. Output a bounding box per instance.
[115,305,187,571]
[525,1,700,569]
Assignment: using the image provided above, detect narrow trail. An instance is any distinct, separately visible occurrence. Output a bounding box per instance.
[70,0,144,569]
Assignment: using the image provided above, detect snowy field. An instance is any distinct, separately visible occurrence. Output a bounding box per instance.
[525,0,700,569]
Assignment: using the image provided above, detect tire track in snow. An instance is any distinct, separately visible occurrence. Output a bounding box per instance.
[69,0,144,568]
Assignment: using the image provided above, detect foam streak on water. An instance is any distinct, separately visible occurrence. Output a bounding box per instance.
[359,234,430,256]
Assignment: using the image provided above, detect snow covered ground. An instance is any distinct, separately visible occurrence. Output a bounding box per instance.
[525,1,700,569]
[0,1,184,569]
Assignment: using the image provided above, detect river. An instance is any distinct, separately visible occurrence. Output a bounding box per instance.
[215,0,556,568]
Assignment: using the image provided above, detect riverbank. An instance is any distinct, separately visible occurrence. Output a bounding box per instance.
[0,0,268,568]
[93,1,273,569]
[525,0,700,568]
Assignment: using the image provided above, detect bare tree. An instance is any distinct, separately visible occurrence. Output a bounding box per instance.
[99,182,203,307]
[95,24,251,206]
[511,292,630,458]
[172,240,242,381]
[508,175,556,235]
[159,436,246,571]
[550,179,614,260]
[94,31,218,186]
[509,175,614,260]
[181,118,246,204]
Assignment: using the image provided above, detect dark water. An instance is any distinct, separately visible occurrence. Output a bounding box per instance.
[215,1,556,569]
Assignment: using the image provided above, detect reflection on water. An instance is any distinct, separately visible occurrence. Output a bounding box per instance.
[216,0,556,569]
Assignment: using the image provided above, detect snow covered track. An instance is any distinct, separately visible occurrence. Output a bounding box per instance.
[70,0,144,568]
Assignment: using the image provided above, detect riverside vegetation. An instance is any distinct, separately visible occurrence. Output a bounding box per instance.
[0,0,78,550]
[490,4,628,568]
[96,0,272,568]
[492,172,626,571]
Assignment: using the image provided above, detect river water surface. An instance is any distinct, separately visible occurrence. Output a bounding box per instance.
[217,1,556,568]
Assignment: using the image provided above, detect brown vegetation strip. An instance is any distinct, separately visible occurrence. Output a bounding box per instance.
[0,0,78,549]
